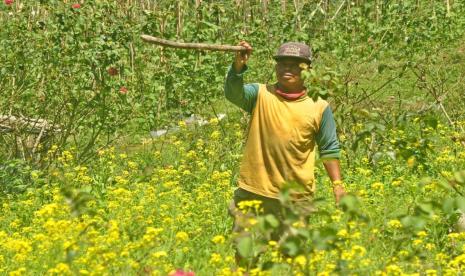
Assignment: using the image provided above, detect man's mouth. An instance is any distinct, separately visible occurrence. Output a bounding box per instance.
[282,73,294,79]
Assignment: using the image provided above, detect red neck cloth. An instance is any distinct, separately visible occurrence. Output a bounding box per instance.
[275,87,306,100]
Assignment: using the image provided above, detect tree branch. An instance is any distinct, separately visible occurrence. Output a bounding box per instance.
[140,35,247,52]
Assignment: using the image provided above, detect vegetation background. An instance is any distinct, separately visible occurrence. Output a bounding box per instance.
[0,0,465,275]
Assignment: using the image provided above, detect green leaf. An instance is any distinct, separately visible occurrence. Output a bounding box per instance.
[261,261,275,270]
[340,194,359,213]
[312,227,337,250]
[416,202,434,215]
[237,236,253,258]
[378,64,388,73]
[301,70,311,80]
[401,215,426,230]
[437,180,454,191]
[424,116,438,129]
[454,171,465,185]
[265,214,280,228]
[365,123,376,132]
[442,198,455,214]
[455,197,465,213]
[281,237,300,256]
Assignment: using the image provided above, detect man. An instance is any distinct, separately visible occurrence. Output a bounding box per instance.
[225,41,345,239]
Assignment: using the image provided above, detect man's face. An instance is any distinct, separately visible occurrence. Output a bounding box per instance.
[275,58,307,90]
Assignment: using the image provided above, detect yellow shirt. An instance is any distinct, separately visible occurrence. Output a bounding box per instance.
[238,84,329,199]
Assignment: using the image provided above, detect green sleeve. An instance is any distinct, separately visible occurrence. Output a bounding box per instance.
[224,64,259,113]
[316,106,341,159]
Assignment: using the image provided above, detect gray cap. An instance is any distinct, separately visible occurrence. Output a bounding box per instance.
[273,42,312,63]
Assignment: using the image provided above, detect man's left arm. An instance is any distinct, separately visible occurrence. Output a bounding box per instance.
[316,106,346,204]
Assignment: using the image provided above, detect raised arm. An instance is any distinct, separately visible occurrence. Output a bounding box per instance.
[224,41,258,113]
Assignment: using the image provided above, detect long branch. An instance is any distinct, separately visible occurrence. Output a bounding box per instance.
[140,35,247,52]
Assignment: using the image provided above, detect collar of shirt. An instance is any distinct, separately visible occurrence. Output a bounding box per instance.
[274,87,306,100]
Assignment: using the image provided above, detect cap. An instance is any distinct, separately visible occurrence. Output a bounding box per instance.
[273,42,312,63]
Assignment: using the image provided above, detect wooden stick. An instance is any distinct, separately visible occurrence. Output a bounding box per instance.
[140,35,246,52]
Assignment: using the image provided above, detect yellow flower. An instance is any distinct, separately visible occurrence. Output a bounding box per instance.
[392,180,402,187]
[425,243,435,250]
[341,250,353,260]
[128,161,138,170]
[294,255,307,267]
[337,229,349,238]
[210,130,221,140]
[331,209,343,222]
[238,200,262,213]
[143,227,163,243]
[209,253,222,264]
[152,251,167,259]
[361,258,372,267]
[186,150,197,159]
[175,231,189,242]
[386,264,403,274]
[435,253,448,265]
[387,219,402,229]
[412,239,423,246]
[407,156,416,168]
[47,263,71,275]
[351,245,366,257]
[211,235,225,244]
[292,221,305,228]
[371,182,384,191]
[399,250,409,257]
[8,267,26,276]
[209,118,219,125]
[351,231,361,239]
[268,240,278,247]
[248,218,258,226]
[178,120,187,128]
[426,269,437,276]
[120,250,130,258]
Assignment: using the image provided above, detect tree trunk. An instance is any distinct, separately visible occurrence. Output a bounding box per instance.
[261,0,268,15]
[176,1,183,38]
[293,0,301,31]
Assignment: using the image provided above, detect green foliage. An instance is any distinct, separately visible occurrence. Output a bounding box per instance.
[1,0,465,274]
[0,159,35,194]
[1,0,464,164]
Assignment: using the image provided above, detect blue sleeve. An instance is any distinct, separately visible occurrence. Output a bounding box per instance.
[224,64,259,113]
[316,106,341,159]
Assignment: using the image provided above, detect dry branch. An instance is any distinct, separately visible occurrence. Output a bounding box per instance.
[0,115,61,134]
[140,35,247,52]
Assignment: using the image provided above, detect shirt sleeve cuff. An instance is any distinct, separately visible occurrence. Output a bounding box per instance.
[319,150,341,160]
[228,63,248,77]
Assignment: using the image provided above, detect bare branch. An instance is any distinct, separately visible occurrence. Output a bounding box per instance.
[140,35,247,52]
[0,115,61,134]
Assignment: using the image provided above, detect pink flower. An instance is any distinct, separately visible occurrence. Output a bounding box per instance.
[4,0,13,5]
[71,3,81,9]
[119,86,128,94]
[169,270,195,276]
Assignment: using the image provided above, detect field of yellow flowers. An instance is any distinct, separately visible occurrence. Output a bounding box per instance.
[1,0,465,275]
[1,113,465,275]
